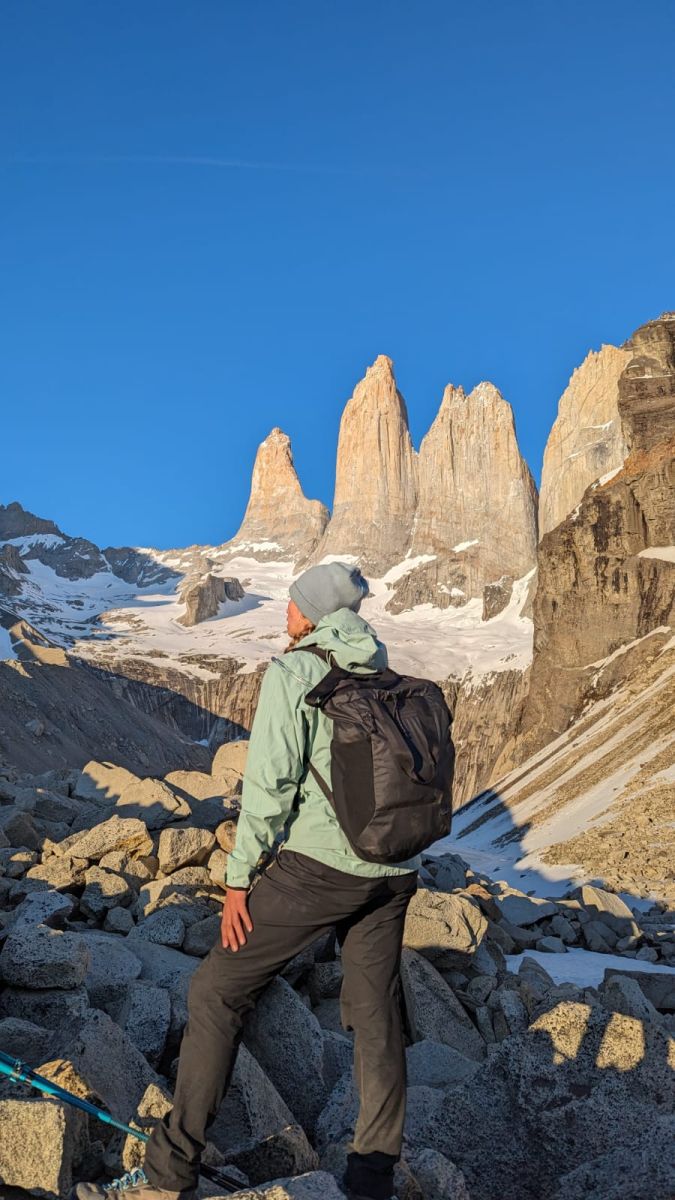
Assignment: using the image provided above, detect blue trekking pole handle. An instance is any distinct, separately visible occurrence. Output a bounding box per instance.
[0,1050,149,1141]
[0,1050,256,1193]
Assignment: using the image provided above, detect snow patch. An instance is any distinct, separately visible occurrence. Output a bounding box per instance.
[506,947,675,988]
[2,533,65,550]
[0,626,17,660]
[638,546,675,563]
[452,539,479,553]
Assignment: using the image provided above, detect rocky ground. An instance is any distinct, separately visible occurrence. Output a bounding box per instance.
[0,755,674,1200]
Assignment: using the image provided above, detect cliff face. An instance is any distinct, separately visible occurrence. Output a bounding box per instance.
[223,427,329,563]
[539,344,630,537]
[305,356,418,575]
[500,312,675,767]
[388,381,538,614]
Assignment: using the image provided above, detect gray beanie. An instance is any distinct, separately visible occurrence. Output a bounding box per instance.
[289,562,370,625]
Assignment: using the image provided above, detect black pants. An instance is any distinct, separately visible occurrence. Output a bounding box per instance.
[143,848,418,1199]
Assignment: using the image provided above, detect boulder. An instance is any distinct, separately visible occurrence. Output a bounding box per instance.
[0,1095,87,1196]
[80,865,134,918]
[60,1007,161,1120]
[598,974,661,1024]
[98,850,155,888]
[400,948,486,1061]
[183,913,221,957]
[405,1039,480,1089]
[128,908,186,949]
[0,1016,55,1063]
[243,977,327,1133]
[8,889,75,934]
[0,808,40,850]
[157,826,216,874]
[491,988,528,1040]
[427,852,468,892]
[215,819,240,853]
[0,985,90,1027]
[0,925,90,989]
[104,905,135,934]
[226,1172,346,1200]
[226,1124,319,1188]
[493,892,557,928]
[116,778,191,829]
[73,760,139,804]
[555,1116,675,1200]
[403,888,488,966]
[536,936,567,954]
[205,1042,296,1157]
[574,885,641,940]
[68,934,140,1018]
[406,1148,471,1200]
[117,981,171,1067]
[62,815,153,862]
[212,739,248,783]
[602,967,675,1012]
[23,856,87,891]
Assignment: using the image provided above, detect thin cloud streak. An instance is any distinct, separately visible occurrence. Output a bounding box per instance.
[3,153,415,178]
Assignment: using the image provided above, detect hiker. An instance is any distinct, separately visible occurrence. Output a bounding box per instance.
[76,561,443,1200]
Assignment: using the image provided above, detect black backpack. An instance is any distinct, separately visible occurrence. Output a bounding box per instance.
[291,644,454,864]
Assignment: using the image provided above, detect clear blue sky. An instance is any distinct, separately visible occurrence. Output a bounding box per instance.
[2,1,673,550]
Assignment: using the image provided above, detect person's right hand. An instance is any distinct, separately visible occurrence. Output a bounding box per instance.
[221,886,253,951]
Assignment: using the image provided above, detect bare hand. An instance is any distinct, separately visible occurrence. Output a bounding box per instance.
[221,887,253,951]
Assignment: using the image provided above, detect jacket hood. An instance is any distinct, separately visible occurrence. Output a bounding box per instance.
[294,606,388,673]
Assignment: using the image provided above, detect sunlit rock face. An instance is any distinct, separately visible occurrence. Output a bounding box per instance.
[387,380,538,615]
[223,427,329,564]
[305,355,418,576]
[501,310,675,765]
[539,344,630,538]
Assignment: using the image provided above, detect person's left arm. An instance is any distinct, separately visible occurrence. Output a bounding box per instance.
[225,658,308,890]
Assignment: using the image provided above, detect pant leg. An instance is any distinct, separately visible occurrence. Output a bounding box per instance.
[337,870,418,1200]
[144,854,338,1191]
[143,850,393,1192]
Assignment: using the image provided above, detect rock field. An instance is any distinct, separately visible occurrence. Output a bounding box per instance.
[0,751,673,1200]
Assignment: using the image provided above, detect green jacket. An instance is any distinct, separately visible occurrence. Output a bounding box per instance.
[226,606,422,887]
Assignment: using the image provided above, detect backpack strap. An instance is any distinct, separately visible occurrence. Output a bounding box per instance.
[290,642,337,667]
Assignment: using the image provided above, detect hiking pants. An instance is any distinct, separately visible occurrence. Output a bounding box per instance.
[143,848,418,1199]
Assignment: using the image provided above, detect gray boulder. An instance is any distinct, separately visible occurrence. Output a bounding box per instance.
[116,778,191,829]
[406,1039,480,1089]
[117,980,171,1067]
[404,888,488,966]
[400,947,486,1061]
[0,984,90,1027]
[493,891,557,927]
[406,1148,471,1200]
[243,976,327,1133]
[78,931,143,1009]
[0,926,90,989]
[0,1016,55,1063]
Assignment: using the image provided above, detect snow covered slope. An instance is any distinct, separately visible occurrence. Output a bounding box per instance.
[432,626,675,903]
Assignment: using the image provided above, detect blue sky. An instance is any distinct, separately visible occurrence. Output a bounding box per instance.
[2,1,674,550]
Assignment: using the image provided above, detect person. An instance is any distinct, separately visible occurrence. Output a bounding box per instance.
[75,562,421,1200]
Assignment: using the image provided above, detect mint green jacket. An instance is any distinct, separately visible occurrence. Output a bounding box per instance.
[226,606,422,887]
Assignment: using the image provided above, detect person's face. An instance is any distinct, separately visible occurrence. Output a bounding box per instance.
[286,597,314,638]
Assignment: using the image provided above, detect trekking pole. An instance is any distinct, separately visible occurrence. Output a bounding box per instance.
[0,1050,255,1194]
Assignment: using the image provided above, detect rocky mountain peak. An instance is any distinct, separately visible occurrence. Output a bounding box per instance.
[224,426,329,562]
[538,343,631,537]
[305,355,418,575]
[388,378,538,615]
[0,501,62,541]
